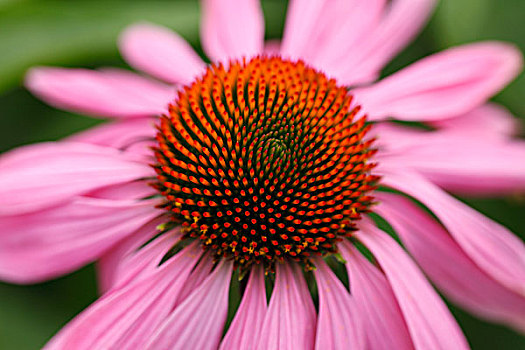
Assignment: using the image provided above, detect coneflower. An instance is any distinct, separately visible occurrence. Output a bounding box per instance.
[1,0,524,349]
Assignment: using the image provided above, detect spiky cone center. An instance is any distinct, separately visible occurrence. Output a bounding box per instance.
[153,56,378,270]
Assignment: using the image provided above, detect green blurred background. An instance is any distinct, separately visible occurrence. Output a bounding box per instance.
[0,0,524,348]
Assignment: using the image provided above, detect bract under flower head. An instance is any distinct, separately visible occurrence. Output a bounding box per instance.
[154,56,379,269]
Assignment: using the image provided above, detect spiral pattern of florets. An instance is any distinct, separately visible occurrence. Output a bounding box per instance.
[154,56,378,269]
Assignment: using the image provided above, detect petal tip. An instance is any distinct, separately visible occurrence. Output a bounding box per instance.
[24,66,56,93]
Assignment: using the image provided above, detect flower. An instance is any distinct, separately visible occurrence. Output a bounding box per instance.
[1,0,525,348]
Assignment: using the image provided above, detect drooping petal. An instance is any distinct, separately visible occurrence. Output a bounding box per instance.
[429,103,521,140]
[25,67,174,118]
[340,241,414,350]
[101,228,181,294]
[97,217,169,293]
[404,142,525,195]
[336,0,436,85]
[87,180,156,201]
[354,42,523,120]
[220,265,267,350]
[200,0,264,62]
[68,118,156,157]
[0,142,154,215]
[376,192,525,332]
[370,123,428,155]
[175,253,214,306]
[376,124,525,195]
[381,170,525,297]
[256,262,316,350]
[45,244,201,350]
[119,23,206,85]
[313,258,364,350]
[356,224,470,350]
[0,197,160,284]
[145,261,233,350]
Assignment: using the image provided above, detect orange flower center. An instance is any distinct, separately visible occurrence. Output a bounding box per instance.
[154,56,378,269]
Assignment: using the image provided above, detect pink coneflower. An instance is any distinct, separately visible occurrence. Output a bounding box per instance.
[1,0,525,348]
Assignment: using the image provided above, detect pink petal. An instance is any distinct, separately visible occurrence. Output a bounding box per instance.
[175,253,214,306]
[86,180,156,201]
[313,258,364,350]
[264,39,281,56]
[279,0,325,60]
[314,0,386,68]
[281,0,387,83]
[102,228,181,294]
[0,142,154,215]
[281,0,384,60]
[356,224,470,350]
[376,124,525,195]
[119,23,206,85]
[340,241,414,350]
[256,262,316,350]
[25,67,174,118]
[45,244,202,350]
[376,192,525,332]
[381,170,525,297]
[68,118,156,157]
[97,217,168,294]
[430,103,521,140]
[370,123,428,155]
[145,261,233,350]
[0,197,159,284]
[200,0,264,63]
[220,265,267,350]
[354,42,523,121]
[338,0,437,85]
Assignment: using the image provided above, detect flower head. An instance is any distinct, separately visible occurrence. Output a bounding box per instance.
[1,0,525,349]
[154,56,378,269]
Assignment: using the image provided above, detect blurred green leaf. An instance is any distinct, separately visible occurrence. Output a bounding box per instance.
[0,88,100,152]
[0,0,27,10]
[0,266,97,350]
[0,1,200,93]
[432,0,492,46]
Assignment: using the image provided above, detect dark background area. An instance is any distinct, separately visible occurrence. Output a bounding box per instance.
[0,0,524,348]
